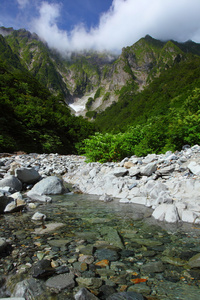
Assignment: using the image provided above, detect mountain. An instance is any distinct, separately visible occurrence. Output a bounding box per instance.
[0,32,95,153]
[2,27,200,117]
[1,26,200,156]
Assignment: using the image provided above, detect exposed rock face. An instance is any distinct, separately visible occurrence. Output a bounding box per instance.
[3,27,194,116]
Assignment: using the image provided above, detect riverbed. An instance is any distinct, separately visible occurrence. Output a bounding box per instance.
[1,192,200,299]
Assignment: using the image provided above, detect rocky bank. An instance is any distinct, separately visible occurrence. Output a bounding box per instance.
[1,145,200,223]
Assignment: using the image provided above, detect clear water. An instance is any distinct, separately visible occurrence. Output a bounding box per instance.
[1,193,200,299]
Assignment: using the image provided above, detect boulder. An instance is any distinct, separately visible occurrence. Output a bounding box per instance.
[75,287,99,300]
[12,278,45,299]
[26,191,52,203]
[110,167,129,177]
[0,237,8,253]
[32,212,46,221]
[152,204,179,223]
[140,162,157,176]
[181,210,199,223]
[164,204,179,223]
[4,198,26,213]
[140,261,165,274]
[156,165,175,176]
[0,175,22,192]
[188,161,200,175]
[0,192,12,213]
[45,273,75,291]
[30,176,65,195]
[32,259,55,278]
[15,167,40,184]
[188,253,200,268]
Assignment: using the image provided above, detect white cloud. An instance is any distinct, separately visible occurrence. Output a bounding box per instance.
[17,0,30,9]
[30,0,200,55]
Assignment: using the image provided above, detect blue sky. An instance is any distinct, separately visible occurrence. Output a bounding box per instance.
[1,0,200,54]
[0,0,113,32]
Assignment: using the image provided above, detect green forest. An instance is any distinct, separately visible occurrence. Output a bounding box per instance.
[80,56,200,162]
[0,62,95,153]
[1,29,200,162]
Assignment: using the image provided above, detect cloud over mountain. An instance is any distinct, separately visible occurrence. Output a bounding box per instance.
[30,0,200,54]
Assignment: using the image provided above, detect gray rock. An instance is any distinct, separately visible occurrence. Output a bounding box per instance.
[32,259,55,279]
[30,176,65,195]
[140,162,157,176]
[152,204,179,223]
[107,292,145,300]
[15,167,40,184]
[45,273,75,291]
[4,199,26,213]
[76,277,102,290]
[105,228,124,249]
[48,239,70,248]
[0,192,12,213]
[110,167,129,177]
[11,278,45,299]
[26,191,52,202]
[99,194,113,202]
[188,161,200,175]
[156,165,175,176]
[129,167,140,177]
[140,261,165,274]
[0,238,8,253]
[0,175,22,192]
[188,253,200,268]
[95,248,119,261]
[31,212,46,221]
[75,287,99,300]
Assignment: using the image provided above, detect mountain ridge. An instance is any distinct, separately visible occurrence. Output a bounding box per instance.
[2,27,200,117]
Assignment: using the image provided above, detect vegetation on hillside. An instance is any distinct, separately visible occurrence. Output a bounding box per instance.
[78,56,200,161]
[2,28,200,161]
[0,61,95,153]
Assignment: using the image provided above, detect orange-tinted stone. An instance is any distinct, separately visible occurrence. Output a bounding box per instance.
[95,259,109,267]
[131,278,147,284]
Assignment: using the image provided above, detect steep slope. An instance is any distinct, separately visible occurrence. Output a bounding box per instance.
[4,29,71,100]
[94,54,200,132]
[2,26,200,118]
[0,34,95,153]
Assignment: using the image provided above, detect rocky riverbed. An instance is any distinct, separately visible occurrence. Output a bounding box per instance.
[0,146,200,299]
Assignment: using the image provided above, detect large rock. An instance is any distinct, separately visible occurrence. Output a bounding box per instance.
[15,167,40,184]
[152,204,179,223]
[30,176,65,195]
[75,287,99,300]
[32,259,55,278]
[12,278,45,299]
[188,161,200,175]
[0,175,22,192]
[26,191,52,203]
[45,273,75,291]
[0,237,8,254]
[140,162,157,176]
[0,192,12,213]
[188,253,200,268]
[4,198,26,213]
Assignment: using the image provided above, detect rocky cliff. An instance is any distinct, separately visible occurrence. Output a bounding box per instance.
[2,27,200,117]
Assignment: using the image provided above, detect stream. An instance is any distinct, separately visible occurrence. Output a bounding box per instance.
[0,192,200,299]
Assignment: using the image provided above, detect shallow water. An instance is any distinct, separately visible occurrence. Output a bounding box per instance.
[1,193,200,299]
